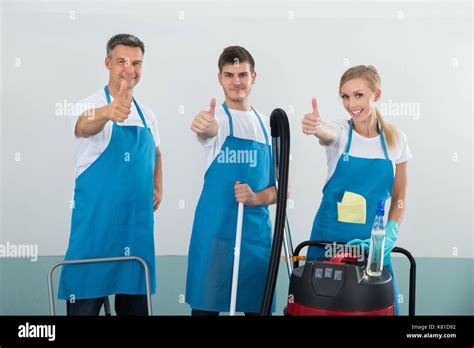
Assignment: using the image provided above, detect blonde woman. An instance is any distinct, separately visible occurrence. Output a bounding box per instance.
[302,65,413,315]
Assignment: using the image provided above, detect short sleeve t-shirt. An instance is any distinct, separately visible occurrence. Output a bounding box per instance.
[322,119,413,183]
[70,88,160,178]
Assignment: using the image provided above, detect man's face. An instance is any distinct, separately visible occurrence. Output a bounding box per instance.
[105,44,143,89]
[218,62,256,103]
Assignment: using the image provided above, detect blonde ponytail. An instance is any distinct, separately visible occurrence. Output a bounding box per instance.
[375,108,399,150]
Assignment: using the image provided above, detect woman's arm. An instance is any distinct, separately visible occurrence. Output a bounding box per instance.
[388,161,408,224]
[302,98,337,146]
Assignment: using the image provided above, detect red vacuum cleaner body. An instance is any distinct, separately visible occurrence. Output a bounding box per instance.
[287,253,395,316]
[264,109,416,316]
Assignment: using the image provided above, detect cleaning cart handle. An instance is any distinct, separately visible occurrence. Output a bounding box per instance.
[323,255,359,265]
[47,256,153,316]
[392,246,417,316]
[292,240,343,267]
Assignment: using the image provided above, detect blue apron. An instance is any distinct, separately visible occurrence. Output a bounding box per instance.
[308,119,400,315]
[186,102,276,313]
[58,86,157,300]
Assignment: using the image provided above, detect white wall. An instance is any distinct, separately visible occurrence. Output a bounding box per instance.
[1,0,472,258]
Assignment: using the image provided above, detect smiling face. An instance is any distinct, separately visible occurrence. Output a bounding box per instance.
[340,77,381,122]
[218,62,256,104]
[105,44,143,90]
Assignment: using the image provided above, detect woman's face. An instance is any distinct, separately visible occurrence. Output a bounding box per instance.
[340,78,381,122]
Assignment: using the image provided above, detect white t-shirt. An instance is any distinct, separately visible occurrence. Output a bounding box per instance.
[71,88,161,178]
[323,119,413,183]
[197,104,271,171]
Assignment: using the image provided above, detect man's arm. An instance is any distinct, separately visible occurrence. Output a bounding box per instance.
[253,186,277,206]
[75,81,132,138]
[234,183,277,206]
[191,98,219,140]
[153,146,163,211]
[75,106,112,138]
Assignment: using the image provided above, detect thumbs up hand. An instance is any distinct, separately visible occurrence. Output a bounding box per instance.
[104,80,133,123]
[191,98,218,138]
[302,97,322,135]
[117,79,133,103]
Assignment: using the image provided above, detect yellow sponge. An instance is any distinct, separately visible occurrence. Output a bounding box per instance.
[337,191,366,224]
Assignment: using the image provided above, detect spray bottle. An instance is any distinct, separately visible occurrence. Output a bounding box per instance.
[366,201,386,277]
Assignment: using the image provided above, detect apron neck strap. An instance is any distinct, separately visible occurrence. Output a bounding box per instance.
[222,102,234,137]
[133,99,148,128]
[104,85,112,104]
[252,107,269,145]
[345,118,390,160]
[345,119,354,154]
[103,85,148,129]
[222,102,269,145]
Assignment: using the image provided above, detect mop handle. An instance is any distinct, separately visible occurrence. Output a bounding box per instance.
[230,201,244,315]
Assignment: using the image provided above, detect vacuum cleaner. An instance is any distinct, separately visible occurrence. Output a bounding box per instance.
[260,108,416,316]
[286,240,416,316]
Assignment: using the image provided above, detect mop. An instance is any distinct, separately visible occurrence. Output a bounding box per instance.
[229,202,244,316]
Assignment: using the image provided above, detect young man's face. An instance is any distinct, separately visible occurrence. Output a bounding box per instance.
[218,62,256,103]
[105,44,143,90]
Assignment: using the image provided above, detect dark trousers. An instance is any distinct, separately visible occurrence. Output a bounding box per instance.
[66,294,148,316]
[191,309,261,316]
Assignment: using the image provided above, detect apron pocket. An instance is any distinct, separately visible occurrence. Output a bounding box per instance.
[337,191,366,224]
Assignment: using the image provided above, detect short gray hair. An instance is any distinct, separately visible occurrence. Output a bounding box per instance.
[106,34,145,58]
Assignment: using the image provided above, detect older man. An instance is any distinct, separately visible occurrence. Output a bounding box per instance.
[58,34,162,316]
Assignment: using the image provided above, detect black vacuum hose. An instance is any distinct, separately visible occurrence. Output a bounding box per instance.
[259,108,290,315]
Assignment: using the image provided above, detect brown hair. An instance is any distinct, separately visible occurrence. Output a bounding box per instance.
[218,46,255,73]
[339,65,399,149]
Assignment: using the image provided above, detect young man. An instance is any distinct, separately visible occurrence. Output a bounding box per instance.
[186,46,276,315]
[58,34,163,316]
